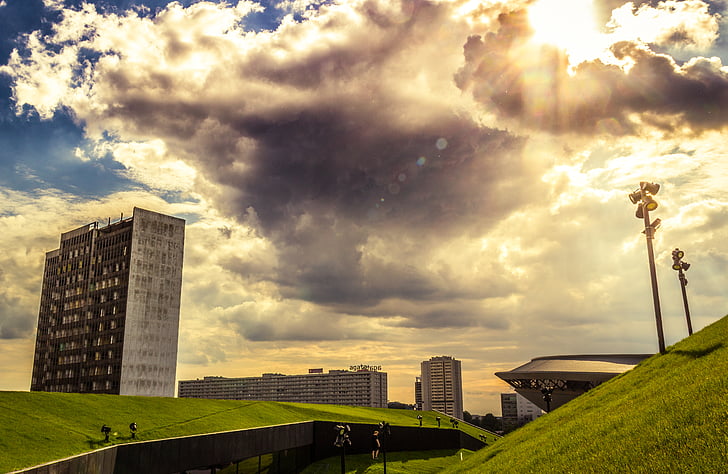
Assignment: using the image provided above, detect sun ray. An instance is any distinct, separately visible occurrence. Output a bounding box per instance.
[528,0,606,66]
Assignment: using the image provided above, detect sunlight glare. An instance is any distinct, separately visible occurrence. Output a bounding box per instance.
[528,0,605,66]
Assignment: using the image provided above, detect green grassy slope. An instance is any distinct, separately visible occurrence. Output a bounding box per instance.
[448,315,728,473]
[0,392,494,473]
[300,449,476,474]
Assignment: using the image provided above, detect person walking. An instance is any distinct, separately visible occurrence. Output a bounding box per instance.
[371,430,380,459]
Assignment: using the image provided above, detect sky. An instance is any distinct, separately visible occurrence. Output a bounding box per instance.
[1,0,728,416]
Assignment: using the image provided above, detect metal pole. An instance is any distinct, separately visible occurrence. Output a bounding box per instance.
[340,445,345,474]
[679,271,693,335]
[643,207,666,353]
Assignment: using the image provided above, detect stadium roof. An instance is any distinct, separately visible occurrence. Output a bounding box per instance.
[496,354,652,411]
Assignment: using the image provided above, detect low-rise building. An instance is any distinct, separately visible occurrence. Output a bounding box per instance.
[178,368,387,408]
[501,392,543,430]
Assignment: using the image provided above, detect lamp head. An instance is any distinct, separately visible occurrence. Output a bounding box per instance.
[640,182,660,195]
[682,262,691,271]
[628,190,642,204]
[635,203,644,219]
[643,194,658,211]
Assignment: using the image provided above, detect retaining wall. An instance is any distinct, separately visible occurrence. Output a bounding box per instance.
[14,420,485,474]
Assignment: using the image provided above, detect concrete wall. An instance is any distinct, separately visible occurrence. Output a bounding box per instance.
[113,422,313,473]
[15,420,486,474]
[11,447,117,474]
[312,421,480,461]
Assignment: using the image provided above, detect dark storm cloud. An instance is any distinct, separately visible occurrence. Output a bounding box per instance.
[212,104,529,308]
[456,7,728,134]
[227,102,536,306]
[393,307,510,330]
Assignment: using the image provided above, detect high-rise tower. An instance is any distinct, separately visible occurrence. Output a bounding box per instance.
[30,208,185,397]
[420,355,463,418]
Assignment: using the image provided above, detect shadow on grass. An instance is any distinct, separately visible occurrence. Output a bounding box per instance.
[669,343,724,359]
[86,434,137,449]
[86,438,110,449]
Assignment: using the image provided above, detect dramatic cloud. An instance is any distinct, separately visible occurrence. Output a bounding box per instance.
[456,3,728,134]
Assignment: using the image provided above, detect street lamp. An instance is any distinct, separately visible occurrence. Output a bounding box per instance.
[333,424,351,474]
[378,421,391,474]
[541,387,554,412]
[101,424,111,442]
[671,248,693,336]
[629,181,666,354]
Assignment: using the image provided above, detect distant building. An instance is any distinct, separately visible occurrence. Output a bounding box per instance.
[414,376,423,411]
[496,354,651,411]
[501,392,543,430]
[178,368,388,408]
[420,355,463,418]
[30,208,185,397]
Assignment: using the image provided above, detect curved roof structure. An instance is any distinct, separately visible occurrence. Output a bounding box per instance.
[496,354,651,411]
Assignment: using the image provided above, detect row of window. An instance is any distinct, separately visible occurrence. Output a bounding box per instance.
[40,380,117,392]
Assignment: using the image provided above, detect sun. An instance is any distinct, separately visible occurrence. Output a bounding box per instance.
[528,0,606,65]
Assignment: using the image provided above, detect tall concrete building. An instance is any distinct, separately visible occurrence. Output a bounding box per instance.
[414,376,423,411]
[179,368,388,408]
[30,208,185,397]
[420,355,463,418]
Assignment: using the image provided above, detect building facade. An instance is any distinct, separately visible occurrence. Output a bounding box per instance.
[420,356,463,418]
[500,392,543,430]
[179,369,388,408]
[414,376,423,411]
[30,208,185,397]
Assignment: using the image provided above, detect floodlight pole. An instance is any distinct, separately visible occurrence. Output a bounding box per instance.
[677,268,693,336]
[642,206,666,354]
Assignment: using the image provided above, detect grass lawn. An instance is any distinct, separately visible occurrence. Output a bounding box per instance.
[446,314,728,473]
[7,315,725,473]
[301,449,477,473]
[0,393,495,473]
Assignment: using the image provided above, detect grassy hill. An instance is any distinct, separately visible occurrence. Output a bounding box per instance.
[445,314,728,473]
[5,316,725,474]
[0,392,494,473]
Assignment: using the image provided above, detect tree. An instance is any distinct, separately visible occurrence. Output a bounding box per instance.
[481,413,502,432]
